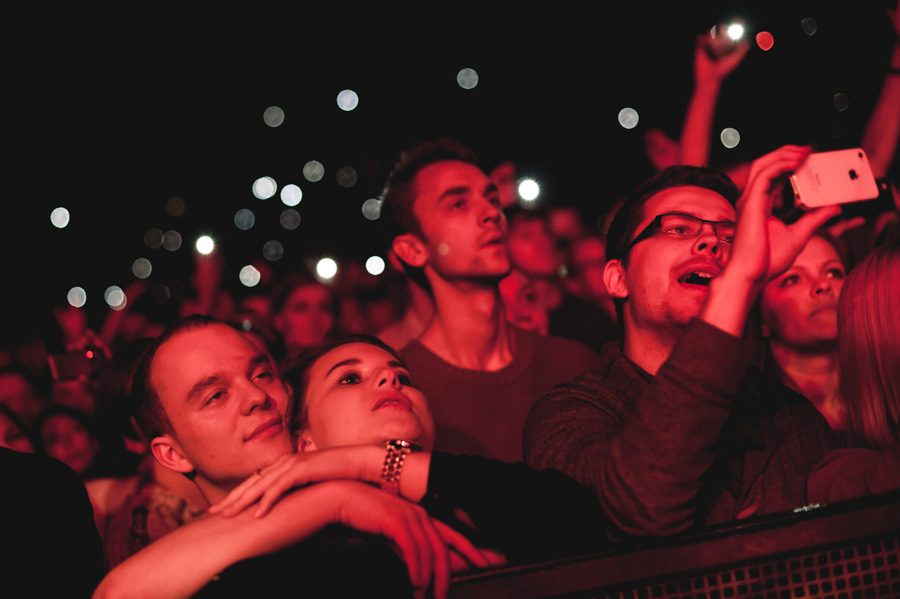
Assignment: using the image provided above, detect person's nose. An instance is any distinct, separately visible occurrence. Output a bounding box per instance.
[812,276,834,296]
[240,378,271,415]
[480,198,503,227]
[376,368,401,390]
[692,223,724,259]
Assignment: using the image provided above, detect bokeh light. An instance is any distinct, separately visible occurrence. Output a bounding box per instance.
[50,207,70,229]
[131,258,152,279]
[618,107,639,129]
[67,286,87,308]
[263,106,285,127]
[720,127,741,149]
[234,209,256,231]
[239,264,261,287]
[457,68,479,90]
[195,235,215,255]
[362,198,382,220]
[252,176,277,200]
[280,184,302,206]
[337,89,359,111]
[303,160,325,182]
[316,257,338,280]
[366,256,386,276]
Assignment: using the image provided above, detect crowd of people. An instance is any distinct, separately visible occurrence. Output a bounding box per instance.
[2,9,900,598]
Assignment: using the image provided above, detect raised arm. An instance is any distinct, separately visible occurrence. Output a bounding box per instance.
[679,33,749,167]
[861,8,900,179]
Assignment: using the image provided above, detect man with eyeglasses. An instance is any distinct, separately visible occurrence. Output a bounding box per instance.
[524,146,841,537]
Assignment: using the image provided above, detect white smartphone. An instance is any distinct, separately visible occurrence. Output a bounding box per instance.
[790,148,879,209]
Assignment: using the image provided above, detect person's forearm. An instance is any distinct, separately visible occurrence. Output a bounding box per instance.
[861,71,900,178]
[93,485,336,599]
[679,81,721,166]
[699,273,757,337]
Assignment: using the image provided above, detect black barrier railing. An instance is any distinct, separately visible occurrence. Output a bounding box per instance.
[449,490,900,598]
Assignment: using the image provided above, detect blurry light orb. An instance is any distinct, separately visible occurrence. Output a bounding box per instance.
[337,89,359,111]
[252,176,277,200]
[104,285,126,310]
[336,166,358,188]
[263,106,285,127]
[457,68,479,90]
[234,208,256,230]
[239,264,262,287]
[131,258,152,279]
[726,23,744,41]
[280,209,301,230]
[800,17,818,37]
[366,256,386,276]
[720,127,741,149]
[362,198,382,220]
[162,230,183,251]
[316,257,338,279]
[281,184,302,206]
[518,178,540,202]
[144,228,164,249]
[195,235,215,255]
[618,107,639,129]
[438,243,450,256]
[67,286,87,308]
[303,160,325,182]
[50,207,70,229]
[263,240,284,262]
[165,196,186,218]
[833,93,850,112]
[756,31,775,51]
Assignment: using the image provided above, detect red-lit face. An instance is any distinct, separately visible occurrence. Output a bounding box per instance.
[412,160,511,282]
[274,284,335,351]
[299,343,434,452]
[761,237,845,349]
[39,414,97,475]
[507,217,560,278]
[571,236,609,301]
[620,186,735,331]
[488,160,518,208]
[150,324,293,491]
[499,270,549,335]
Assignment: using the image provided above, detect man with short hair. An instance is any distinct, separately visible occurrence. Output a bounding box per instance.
[524,147,841,536]
[381,139,601,462]
[95,315,488,597]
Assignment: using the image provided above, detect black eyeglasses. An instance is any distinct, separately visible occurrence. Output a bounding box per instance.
[627,213,736,250]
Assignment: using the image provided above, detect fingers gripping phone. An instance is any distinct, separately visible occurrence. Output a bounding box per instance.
[790,148,879,209]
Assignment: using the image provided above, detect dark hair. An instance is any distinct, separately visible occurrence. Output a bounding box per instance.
[270,271,335,317]
[605,165,739,263]
[380,138,479,242]
[131,314,217,442]
[282,334,405,435]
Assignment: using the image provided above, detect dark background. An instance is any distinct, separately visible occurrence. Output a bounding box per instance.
[6,3,897,329]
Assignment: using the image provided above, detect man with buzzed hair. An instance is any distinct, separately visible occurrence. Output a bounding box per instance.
[380,138,601,462]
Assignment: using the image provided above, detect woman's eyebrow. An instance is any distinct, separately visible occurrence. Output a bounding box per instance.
[325,358,360,377]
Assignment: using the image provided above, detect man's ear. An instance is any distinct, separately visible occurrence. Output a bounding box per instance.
[392,234,428,268]
[297,430,317,453]
[150,435,195,475]
[603,259,629,299]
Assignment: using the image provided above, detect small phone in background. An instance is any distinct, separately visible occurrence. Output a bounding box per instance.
[48,348,107,381]
[706,22,745,59]
[790,148,880,209]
